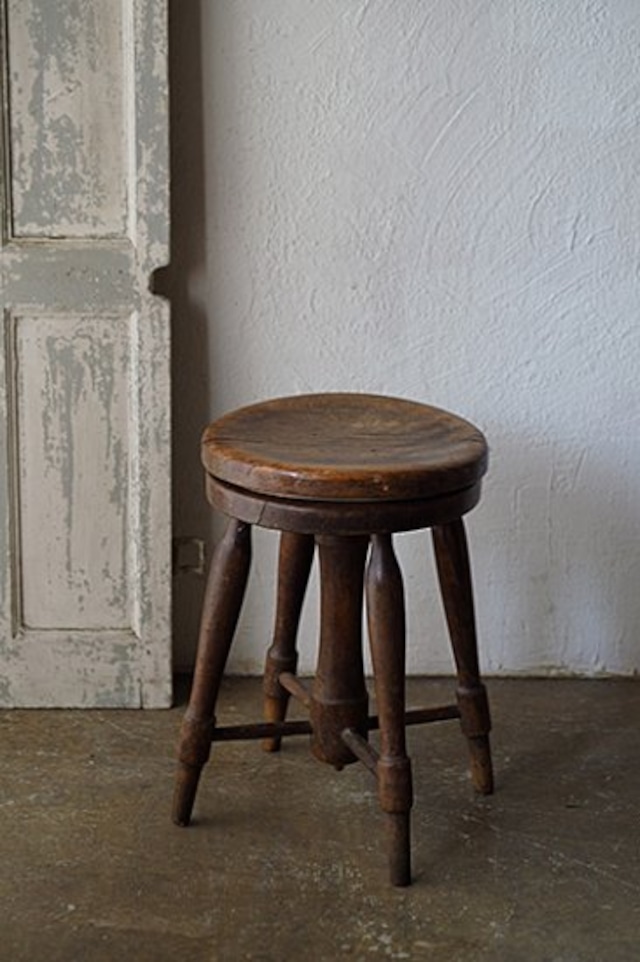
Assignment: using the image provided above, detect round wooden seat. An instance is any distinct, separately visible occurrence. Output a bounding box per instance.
[173,393,494,888]
[202,393,488,502]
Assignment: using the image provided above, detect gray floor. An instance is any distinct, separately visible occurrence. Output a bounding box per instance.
[1,677,639,962]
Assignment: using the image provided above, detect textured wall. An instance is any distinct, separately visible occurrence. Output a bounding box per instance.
[171,0,640,675]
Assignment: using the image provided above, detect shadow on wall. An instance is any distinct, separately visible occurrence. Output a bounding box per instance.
[169,0,212,671]
[474,430,640,677]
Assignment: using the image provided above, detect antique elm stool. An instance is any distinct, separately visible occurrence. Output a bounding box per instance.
[172,393,493,886]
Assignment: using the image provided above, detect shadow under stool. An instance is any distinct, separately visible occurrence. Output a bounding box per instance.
[172,393,493,886]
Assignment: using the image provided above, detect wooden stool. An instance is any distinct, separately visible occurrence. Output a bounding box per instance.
[172,393,493,886]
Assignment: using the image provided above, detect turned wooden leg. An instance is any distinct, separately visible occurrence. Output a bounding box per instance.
[366,534,413,887]
[262,532,315,752]
[172,518,252,826]
[310,536,369,769]
[432,519,493,795]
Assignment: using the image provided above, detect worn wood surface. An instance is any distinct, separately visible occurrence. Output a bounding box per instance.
[207,474,482,536]
[262,532,314,751]
[310,535,369,768]
[432,520,494,795]
[176,393,492,886]
[202,393,488,502]
[173,519,252,827]
[366,534,413,886]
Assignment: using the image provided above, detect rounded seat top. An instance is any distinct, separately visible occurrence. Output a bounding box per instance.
[202,393,488,503]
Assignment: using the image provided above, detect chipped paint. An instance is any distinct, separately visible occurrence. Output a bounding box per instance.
[0,0,170,707]
[15,314,130,629]
[7,0,132,239]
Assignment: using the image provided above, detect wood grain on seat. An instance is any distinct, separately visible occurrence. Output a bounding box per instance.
[202,393,488,502]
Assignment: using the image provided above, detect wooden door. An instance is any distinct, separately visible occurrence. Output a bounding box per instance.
[0,0,171,706]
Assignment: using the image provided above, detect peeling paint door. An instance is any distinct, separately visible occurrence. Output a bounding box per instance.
[0,0,171,706]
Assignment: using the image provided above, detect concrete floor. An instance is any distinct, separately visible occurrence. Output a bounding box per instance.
[1,677,639,962]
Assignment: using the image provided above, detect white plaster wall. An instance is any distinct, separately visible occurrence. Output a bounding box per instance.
[171,0,640,676]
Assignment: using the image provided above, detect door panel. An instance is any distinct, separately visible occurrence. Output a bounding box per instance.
[0,0,171,706]
[7,0,131,239]
[15,312,132,630]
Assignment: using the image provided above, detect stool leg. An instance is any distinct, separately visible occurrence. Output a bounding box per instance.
[432,519,494,795]
[262,532,315,752]
[172,519,252,827]
[366,534,413,887]
[310,536,369,769]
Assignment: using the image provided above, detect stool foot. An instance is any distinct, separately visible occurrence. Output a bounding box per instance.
[432,520,494,795]
[172,762,203,827]
[262,696,286,753]
[262,532,314,752]
[387,812,411,887]
[468,734,494,795]
[171,712,215,826]
[172,519,252,826]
